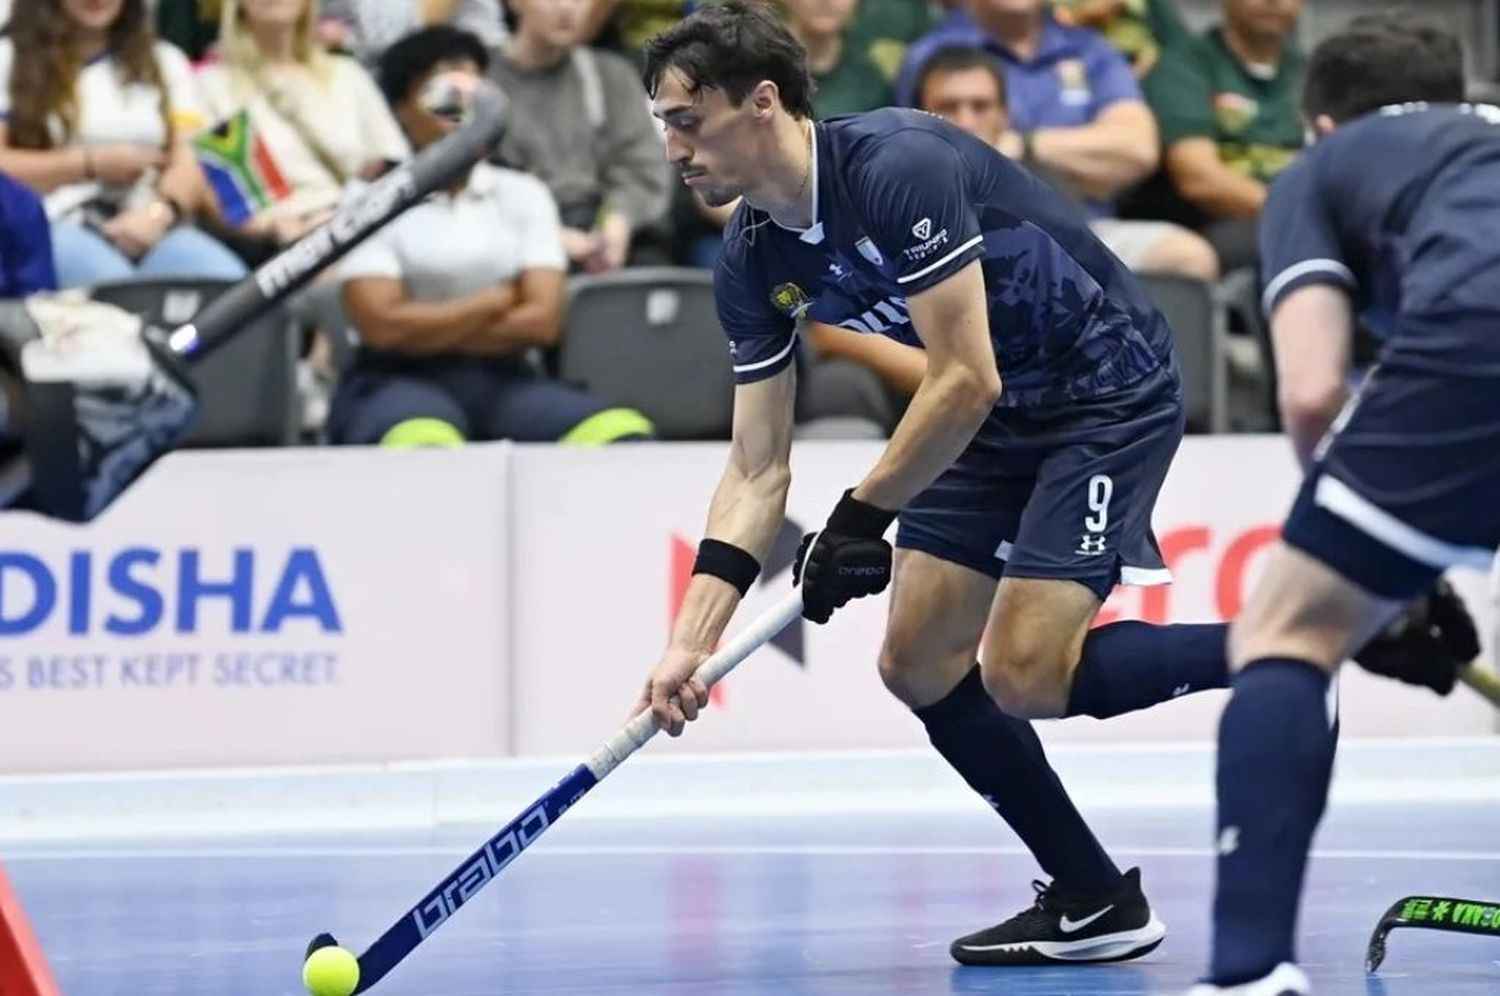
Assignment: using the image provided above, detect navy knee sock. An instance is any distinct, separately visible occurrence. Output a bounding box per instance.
[1211,658,1337,984]
[1066,621,1229,719]
[916,666,1121,894]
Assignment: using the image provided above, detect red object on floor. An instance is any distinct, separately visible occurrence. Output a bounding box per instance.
[0,865,59,996]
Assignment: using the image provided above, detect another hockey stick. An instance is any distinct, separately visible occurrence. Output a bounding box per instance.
[307,588,805,994]
[4,76,508,522]
[1365,894,1500,972]
[1459,663,1500,707]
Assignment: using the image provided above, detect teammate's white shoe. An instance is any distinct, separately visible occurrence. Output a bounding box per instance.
[1185,963,1310,995]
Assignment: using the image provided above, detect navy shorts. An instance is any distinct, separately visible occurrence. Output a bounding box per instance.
[896,363,1184,600]
[327,354,641,445]
[1284,336,1500,600]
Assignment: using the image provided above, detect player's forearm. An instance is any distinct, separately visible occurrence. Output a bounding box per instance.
[671,462,790,652]
[854,363,999,510]
[1282,390,1346,470]
[1032,121,1157,199]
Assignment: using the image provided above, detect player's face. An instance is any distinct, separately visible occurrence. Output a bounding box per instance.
[652,69,762,208]
[785,0,859,37]
[1224,0,1301,41]
[920,68,1008,146]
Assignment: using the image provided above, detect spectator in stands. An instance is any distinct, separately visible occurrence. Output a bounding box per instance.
[491,0,671,272]
[0,172,58,297]
[319,0,507,63]
[897,0,1217,281]
[328,27,653,449]
[0,0,247,288]
[911,37,1217,280]
[1051,0,1189,79]
[848,0,938,84]
[195,0,411,258]
[784,0,891,117]
[1143,0,1303,270]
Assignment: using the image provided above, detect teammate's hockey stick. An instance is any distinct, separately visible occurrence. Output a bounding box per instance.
[1365,893,1500,972]
[7,76,508,523]
[1458,663,1500,707]
[306,588,805,994]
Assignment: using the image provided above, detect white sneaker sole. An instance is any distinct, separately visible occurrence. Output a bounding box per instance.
[1184,962,1311,995]
[957,914,1167,962]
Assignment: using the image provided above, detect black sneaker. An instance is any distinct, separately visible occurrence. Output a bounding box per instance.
[950,867,1166,966]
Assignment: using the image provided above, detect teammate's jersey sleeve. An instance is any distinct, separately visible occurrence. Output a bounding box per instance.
[849,130,986,295]
[714,238,798,384]
[1258,156,1356,317]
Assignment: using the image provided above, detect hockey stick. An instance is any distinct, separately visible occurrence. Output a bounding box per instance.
[1365,893,1500,972]
[306,588,805,994]
[6,76,508,523]
[1458,663,1500,707]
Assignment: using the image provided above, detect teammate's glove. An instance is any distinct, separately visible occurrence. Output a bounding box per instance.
[793,489,896,624]
[1352,580,1480,695]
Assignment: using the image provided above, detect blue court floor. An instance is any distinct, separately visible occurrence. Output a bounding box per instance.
[5,800,1498,995]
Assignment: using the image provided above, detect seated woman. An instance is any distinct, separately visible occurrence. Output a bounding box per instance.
[194,0,411,253]
[0,0,247,289]
[327,28,652,449]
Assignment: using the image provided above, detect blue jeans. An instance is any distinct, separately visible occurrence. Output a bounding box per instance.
[52,221,247,288]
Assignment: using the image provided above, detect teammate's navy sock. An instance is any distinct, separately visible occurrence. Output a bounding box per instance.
[1065,621,1228,719]
[915,665,1121,894]
[1210,658,1336,985]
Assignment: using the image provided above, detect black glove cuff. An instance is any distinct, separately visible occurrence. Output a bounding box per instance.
[826,488,897,538]
[692,538,761,596]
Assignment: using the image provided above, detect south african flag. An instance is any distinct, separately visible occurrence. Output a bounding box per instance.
[192,109,290,227]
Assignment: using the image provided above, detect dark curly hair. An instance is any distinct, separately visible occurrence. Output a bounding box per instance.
[641,0,814,119]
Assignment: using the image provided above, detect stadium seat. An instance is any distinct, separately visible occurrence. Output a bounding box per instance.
[558,267,735,440]
[88,278,300,448]
[1138,273,1228,433]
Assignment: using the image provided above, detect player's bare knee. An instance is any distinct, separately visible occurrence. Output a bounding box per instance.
[980,648,1069,719]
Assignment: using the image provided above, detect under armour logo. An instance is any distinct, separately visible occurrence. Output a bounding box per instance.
[1077,535,1107,555]
[912,217,932,240]
[828,261,850,279]
[1218,827,1240,856]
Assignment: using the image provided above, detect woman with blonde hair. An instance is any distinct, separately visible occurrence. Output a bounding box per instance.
[196,0,410,248]
[0,0,247,288]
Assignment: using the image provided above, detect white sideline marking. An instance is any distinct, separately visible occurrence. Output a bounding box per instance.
[6,844,1499,863]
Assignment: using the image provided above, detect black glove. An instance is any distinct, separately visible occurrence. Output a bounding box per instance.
[1353,580,1480,695]
[793,489,896,624]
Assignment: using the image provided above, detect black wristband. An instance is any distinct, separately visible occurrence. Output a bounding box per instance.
[692,538,761,596]
[826,488,896,538]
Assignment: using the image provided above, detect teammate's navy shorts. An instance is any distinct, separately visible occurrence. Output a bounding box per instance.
[326,353,652,446]
[1283,321,1500,600]
[896,362,1184,600]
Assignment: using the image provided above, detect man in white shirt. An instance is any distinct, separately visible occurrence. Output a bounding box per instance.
[328,26,653,447]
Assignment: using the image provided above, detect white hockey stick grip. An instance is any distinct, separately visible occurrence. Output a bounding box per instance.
[587,588,805,779]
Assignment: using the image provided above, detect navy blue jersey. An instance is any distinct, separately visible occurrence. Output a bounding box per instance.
[1259,102,1500,365]
[714,108,1174,407]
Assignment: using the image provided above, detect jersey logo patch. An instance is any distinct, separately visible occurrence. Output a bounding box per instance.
[855,237,884,266]
[770,282,811,318]
[911,217,932,240]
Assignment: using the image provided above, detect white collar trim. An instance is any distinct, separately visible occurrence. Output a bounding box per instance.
[769,122,824,244]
